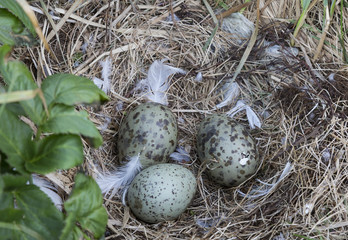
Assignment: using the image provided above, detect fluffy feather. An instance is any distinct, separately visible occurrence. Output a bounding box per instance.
[32,174,63,210]
[237,161,293,199]
[170,146,191,163]
[226,100,261,129]
[221,13,254,45]
[96,155,142,199]
[92,77,103,88]
[92,57,112,93]
[216,81,240,109]
[143,60,186,105]
[100,57,111,93]
[194,72,203,82]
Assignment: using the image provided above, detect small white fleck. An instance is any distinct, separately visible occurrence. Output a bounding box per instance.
[239,157,248,165]
[304,203,313,214]
[328,73,335,81]
[322,148,331,162]
[178,117,185,123]
[194,72,203,82]
[115,101,124,112]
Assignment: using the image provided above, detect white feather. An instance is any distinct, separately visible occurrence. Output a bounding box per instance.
[216,81,240,109]
[32,174,63,211]
[142,60,186,105]
[166,13,181,22]
[99,116,111,132]
[237,161,293,199]
[92,57,112,93]
[328,73,335,81]
[96,155,142,199]
[115,101,124,112]
[92,77,103,89]
[194,72,203,82]
[221,13,254,45]
[100,57,111,94]
[263,42,299,60]
[226,100,261,129]
[245,106,262,129]
[170,146,191,163]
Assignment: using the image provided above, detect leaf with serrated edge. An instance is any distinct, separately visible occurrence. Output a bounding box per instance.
[41,104,102,147]
[25,134,83,174]
[0,0,36,36]
[14,185,64,239]
[0,108,32,173]
[42,73,109,107]
[0,45,44,124]
[0,8,36,46]
[63,174,107,239]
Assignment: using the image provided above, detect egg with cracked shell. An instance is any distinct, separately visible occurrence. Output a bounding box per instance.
[127,163,196,223]
[117,102,178,167]
[196,114,259,187]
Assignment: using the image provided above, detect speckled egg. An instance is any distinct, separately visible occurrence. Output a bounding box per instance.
[196,114,259,187]
[118,102,177,167]
[127,163,196,223]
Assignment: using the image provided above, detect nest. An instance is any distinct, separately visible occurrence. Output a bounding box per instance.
[25,0,348,239]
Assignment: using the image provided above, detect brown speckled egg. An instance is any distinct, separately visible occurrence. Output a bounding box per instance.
[127,163,196,223]
[196,114,259,187]
[118,102,177,167]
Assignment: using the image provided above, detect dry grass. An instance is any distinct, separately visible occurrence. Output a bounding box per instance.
[27,0,348,239]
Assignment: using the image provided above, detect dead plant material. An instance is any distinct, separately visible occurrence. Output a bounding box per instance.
[19,0,348,239]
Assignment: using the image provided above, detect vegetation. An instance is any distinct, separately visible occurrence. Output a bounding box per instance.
[0,1,108,239]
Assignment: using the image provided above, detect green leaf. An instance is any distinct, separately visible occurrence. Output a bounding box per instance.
[25,134,83,174]
[42,104,103,147]
[0,221,44,240]
[344,0,348,7]
[0,8,36,46]
[0,45,44,124]
[42,73,109,107]
[14,184,64,239]
[0,208,24,222]
[0,176,13,210]
[2,174,29,192]
[62,174,107,239]
[3,102,26,117]
[0,0,36,36]
[0,108,32,173]
[340,0,348,63]
[0,151,17,174]
[0,192,13,210]
[301,0,311,9]
[291,0,313,46]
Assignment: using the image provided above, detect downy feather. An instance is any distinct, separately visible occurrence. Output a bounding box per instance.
[237,161,292,199]
[143,60,186,105]
[216,81,240,109]
[226,100,261,129]
[32,174,63,210]
[96,154,142,199]
[100,57,111,93]
[170,146,191,163]
[92,57,112,93]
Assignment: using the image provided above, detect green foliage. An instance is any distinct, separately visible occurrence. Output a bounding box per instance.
[0,2,109,238]
[0,0,36,36]
[291,0,313,46]
[0,2,37,46]
[339,0,348,63]
[61,174,108,240]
